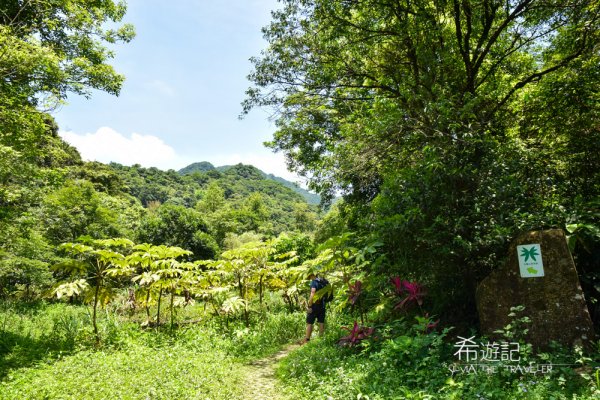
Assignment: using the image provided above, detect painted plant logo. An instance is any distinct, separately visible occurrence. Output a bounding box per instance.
[520,246,539,263]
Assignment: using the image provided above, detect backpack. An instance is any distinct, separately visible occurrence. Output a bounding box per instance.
[314,277,334,303]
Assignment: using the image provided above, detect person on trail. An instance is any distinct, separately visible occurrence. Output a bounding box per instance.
[303,273,330,343]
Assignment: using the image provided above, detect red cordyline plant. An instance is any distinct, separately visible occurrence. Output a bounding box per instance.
[390,276,403,295]
[347,280,362,306]
[338,320,375,347]
[424,315,440,332]
[390,277,426,310]
[347,280,366,324]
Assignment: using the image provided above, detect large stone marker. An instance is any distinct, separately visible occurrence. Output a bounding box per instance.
[476,229,594,349]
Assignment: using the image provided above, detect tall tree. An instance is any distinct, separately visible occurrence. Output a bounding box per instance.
[245,0,599,197]
[0,0,135,160]
[0,0,134,105]
[245,0,600,319]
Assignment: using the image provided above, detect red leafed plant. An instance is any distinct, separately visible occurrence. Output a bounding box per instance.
[347,280,362,305]
[338,321,375,347]
[390,276,403,296]
[425,318,439,332]
[390,277,426,310]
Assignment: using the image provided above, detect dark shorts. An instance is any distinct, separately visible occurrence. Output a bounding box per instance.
[306,303,326,324]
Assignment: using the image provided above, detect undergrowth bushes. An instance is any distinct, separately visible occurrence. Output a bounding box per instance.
[277,314,600,400]
[2,299,599,399]
[219,310,305,360]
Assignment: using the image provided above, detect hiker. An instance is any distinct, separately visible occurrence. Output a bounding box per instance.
[303,273,330,343]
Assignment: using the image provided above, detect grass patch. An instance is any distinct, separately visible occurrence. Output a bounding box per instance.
[0,299,305,399]
[0,301,87,379]
[0,342,244,400]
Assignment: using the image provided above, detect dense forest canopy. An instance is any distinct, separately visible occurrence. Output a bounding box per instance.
[0,0,324,305]
[0,150,322,294]
[0,0,135,295]
[245,0,600,320]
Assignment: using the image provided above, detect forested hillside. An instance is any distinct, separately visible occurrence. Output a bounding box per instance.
[1,133,320,295]
[180,161,322,205]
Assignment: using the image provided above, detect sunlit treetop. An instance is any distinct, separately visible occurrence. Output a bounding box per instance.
[0,0,135,108]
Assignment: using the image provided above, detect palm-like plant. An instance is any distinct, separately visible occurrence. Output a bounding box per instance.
[53,238,134,341]
[128,244,193,327]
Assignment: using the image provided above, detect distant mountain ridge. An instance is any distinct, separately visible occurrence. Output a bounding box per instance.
[179,162,321,205]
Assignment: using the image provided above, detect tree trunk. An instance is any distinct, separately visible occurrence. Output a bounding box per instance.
[145,289,151,323]
[156,287,163,328]
[170,291,175,330]
[92,279,101,343]
[244,305,249,327]
[238,275,243,298]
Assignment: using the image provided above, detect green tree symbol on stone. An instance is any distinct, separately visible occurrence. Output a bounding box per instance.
[520,246,539,262]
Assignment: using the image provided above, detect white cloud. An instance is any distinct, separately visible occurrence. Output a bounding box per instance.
[59,127,188,170]
[58,127,306,185]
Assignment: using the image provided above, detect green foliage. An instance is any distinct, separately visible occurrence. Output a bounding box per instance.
[223,231,264,251]
[137,203,218,260]
[70,162,128,195]
[0,0,136,294]
[494,305,532,343]
[292,202,317,233]
[263,172,321,205]
[178,161,217,174]
[0,223,55,297]
[205,240,288,325]
[41,180,122,244]
[220,296,247,318]
[111,162,320,244]
[0,154,319,304]
[0,303,245,400]
[0,0,134,103]
[0,300,305,399]
[0,294,598,400]
[0,345,242,400]
[0,117,79,228]
[565,199,600,327]
[196,180,226,213]
[220,310,305,360]
[0,301,87,379]
[110,164,198,207]
[273,232,315,265]
[313,202,347,244]
[53,238,134,339]
[181,161,322,205]
[278,313,598,400]
[246,0,599,197]
[0,1,134,201]
[244,0,600,323]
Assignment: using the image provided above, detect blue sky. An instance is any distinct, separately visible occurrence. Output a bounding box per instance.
[56,0,300,181]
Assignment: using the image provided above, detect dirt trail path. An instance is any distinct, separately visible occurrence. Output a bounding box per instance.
[240,343,300,400]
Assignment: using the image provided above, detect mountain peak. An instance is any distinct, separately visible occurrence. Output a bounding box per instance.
[178,161,320,205]
[178,161,215,174]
